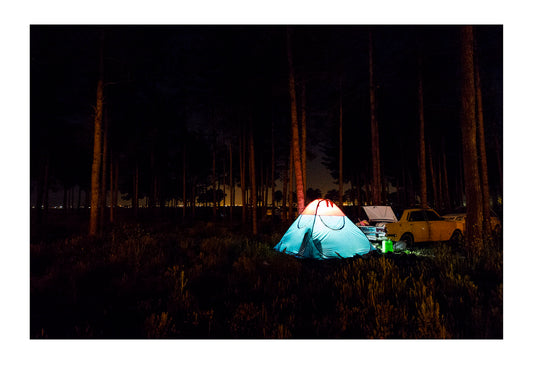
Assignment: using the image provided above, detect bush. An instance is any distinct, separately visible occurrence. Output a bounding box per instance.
[30,222,502,339]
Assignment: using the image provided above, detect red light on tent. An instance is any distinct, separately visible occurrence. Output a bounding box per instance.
[301,199,345,216]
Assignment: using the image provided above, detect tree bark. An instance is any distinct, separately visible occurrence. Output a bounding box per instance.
[240,130,246,224]
[288,145,294,220]
[99,110,108,228]
[300,81,307,199]
[282,160,288,221]
[109,154,114,222]
[249,129,258,235]
[460,26,484,255]
[474,45,492,236]
[89,32,104,236]
[149,149,156,209]
[428,144,438,209]
[223,148,226,209]
[369,31,381,205]
[271,125,276,209]
[441,138,450,210]
[287,28,305,214]
[494,135,503,199]
[212,142,217,219]
[263,165,269,219]
[133,162,139,218]
[191,178,196,218]
[229,141,234,221]
[260,159,264,218]
[418,53,428,209]
[339,77,344,208]
[110,157,118,223]
[182,146,187,219]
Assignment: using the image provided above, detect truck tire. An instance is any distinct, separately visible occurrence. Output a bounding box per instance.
[449,229,463,248]
[400,233,414,249]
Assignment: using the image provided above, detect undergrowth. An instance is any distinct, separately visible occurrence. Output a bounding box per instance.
[30,223,502,339]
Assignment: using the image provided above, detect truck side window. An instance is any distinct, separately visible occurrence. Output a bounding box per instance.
[425,210,441,221]
[409,211,425,221]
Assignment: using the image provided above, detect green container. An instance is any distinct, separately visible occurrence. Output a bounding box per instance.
[382,239,393,253]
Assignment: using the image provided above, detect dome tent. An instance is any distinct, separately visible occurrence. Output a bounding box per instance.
[274,199,375,259]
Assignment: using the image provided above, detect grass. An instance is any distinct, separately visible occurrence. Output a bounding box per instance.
[30,220,503,339]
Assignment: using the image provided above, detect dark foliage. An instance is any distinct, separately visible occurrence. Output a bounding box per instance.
[30,218,502,339]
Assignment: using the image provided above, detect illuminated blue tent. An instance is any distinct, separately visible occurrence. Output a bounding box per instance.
[274,199,375,259]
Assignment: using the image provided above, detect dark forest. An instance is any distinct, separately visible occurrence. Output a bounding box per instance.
[30,25,502,341]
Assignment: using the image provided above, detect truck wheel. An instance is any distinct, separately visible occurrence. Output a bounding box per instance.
[400,233,414,249]
[449,230,463,247]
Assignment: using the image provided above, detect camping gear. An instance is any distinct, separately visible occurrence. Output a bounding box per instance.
[393,240,407,251]
[357,206,398,242]
[273,199,375,259]
[382,239,393,253]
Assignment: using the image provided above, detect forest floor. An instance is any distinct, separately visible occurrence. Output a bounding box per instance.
[29,209,503,339]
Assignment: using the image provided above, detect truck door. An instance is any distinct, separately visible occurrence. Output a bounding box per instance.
[424,209,445,241]
[407,210,429,242]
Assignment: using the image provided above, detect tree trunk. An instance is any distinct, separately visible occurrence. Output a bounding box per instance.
[282,161,288,221]
[260,159,264,218]
[441,138,451,210]
[240,130,246,224]
[264,166,269,219]
[460,26,484,255]
[288,145,294,220]
[99,110,108,229]
[89,33,104,236]
[287,28,305,214]
[356,173,361,206]
[401,161,407,208]
[300,82,307,199]
[212,143,217,220]
[271,125,276,210]
[110,157,118,223]
[133,162,139,218]
[223,149,226,209]
[182,146,187,219]
[474,45,492,236]
[229,141,234,221]
[494,135,503,199]
[339,77,344,208]
[435,153,444,210]
[191,179,196,218]
[428,144,438,209]
[418,53,428,209]
[249,129,258,235]
[114,160,119,218]
[369,31,381,205]
[149,149,156,209]
[457,152,465,208]
[109,154,114,222]
[365,175,370,206]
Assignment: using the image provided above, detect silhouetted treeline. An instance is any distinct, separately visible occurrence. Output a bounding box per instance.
[30,26,503,233]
